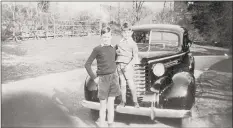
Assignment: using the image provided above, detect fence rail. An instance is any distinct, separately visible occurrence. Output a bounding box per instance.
[17,20,101,40]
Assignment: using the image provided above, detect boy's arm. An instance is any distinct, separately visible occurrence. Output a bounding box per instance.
[114,44,118,60]
[128,42,139,66]
[85,48,98,80]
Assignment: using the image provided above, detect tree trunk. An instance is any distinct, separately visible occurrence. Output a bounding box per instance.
[12,2,19,42]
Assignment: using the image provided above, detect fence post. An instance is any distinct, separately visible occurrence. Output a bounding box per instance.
[72,20,74,37]
[53,19,56,38]
[99,20,102,35]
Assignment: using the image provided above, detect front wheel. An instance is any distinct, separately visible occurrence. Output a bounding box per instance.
[180,105,198,128]
[181,116,192,128]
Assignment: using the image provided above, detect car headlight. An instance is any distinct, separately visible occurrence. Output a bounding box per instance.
[152,63,165,77]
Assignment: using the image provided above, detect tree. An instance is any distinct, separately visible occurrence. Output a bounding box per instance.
[153,2,177,24]
[132,1,145,24]
[117,1,153,26]
[1,2,53,41]
[37,1,50,13]
[1,2,27,42]
[187,1,232,47]
[36,1,50,38]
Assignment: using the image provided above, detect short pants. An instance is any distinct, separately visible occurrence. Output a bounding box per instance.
[97,72,121,100]
[117,63,134,80]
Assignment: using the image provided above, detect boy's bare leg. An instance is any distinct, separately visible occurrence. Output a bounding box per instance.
[119,74,127,106]
[99,99,107,126]
[107,96,116,127]
[127,79,137,102]
[127,79,139,108]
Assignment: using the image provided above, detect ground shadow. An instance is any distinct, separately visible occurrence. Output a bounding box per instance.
[114,113,155,125]
[52,88,98,127]
[116,112,184,127]
[196,95,232,101]
[52,88,174,127]
[208,57,232,73]
[196,69,232,92]
[197,109,232,127]
[2,91,75,128]
[193,65,232,127]
[155,118,182,128]
[195,70,232,102]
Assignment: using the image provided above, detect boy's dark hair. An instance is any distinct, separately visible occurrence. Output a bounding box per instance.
[101,26,111,36]
[121,22,132,31]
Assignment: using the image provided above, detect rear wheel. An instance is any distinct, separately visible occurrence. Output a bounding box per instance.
[84,76,100,120]
[90,109,99,120]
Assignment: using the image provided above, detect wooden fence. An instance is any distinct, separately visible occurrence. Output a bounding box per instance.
[19,20,101,40]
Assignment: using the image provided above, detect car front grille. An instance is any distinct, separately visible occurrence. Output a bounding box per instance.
[126,64,149,101]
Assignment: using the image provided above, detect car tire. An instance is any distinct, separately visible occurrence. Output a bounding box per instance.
[181,116,192,128]
[180,105,196,128]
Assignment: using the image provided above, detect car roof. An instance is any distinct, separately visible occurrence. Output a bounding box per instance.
[132,24,185,33]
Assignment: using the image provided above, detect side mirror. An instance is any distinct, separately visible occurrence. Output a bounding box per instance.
[188,40,193,47]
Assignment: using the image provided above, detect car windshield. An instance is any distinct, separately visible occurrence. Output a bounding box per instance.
[132,30,180,52]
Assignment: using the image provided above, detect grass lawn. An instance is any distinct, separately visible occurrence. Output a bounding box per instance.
[1,36,121,84]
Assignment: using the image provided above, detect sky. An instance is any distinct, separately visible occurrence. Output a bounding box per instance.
[53,2,167,12]
[51,2,170,21]
[11,2,168,12]
[5,2,173,21]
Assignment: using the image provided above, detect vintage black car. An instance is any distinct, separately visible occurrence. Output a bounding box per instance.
[82,24,196,126]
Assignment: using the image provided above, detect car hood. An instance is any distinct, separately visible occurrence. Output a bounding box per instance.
[136,51,181,63]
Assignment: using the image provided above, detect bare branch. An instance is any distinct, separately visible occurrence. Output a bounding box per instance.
[210,10,231,22]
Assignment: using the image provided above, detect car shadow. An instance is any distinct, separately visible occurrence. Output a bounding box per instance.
[114,113,155,125]
[195,69,232,101]
[208,57,232,73]
[116,112,184,127]
[52,87,98,127]
[155,118,182,128]
[197,108,232,127]
[196,69,232,92]
[2,91,75,128]
[52,87,180,127]
[196,95,232,101]
[193,64,232,127]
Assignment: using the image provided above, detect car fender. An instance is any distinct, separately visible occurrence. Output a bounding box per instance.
[168,72,195,98]
[160,72,195,109]
[85,75,98,91]
[84,75,98,101]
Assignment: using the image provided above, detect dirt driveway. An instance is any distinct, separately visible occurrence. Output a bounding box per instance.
[2,67,232,127]
[2,68,178,127]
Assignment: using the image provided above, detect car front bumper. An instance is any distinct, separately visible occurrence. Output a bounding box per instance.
[81,100,191,119]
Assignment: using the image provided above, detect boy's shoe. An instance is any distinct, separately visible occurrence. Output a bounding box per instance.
[96,118,100,123]
[95,118,107,127]
[134,102,140,108]
[118,101,126,107]
[108,123,114,127]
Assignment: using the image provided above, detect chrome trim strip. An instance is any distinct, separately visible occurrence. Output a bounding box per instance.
[81,100,191,118]
[148,52,187,64]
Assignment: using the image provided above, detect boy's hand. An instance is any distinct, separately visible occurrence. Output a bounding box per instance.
[123,64,131,72]
[94,77,100,84]
[125,65,130,70]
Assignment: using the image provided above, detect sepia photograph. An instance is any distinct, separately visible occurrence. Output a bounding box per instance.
[1,1,232,128]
